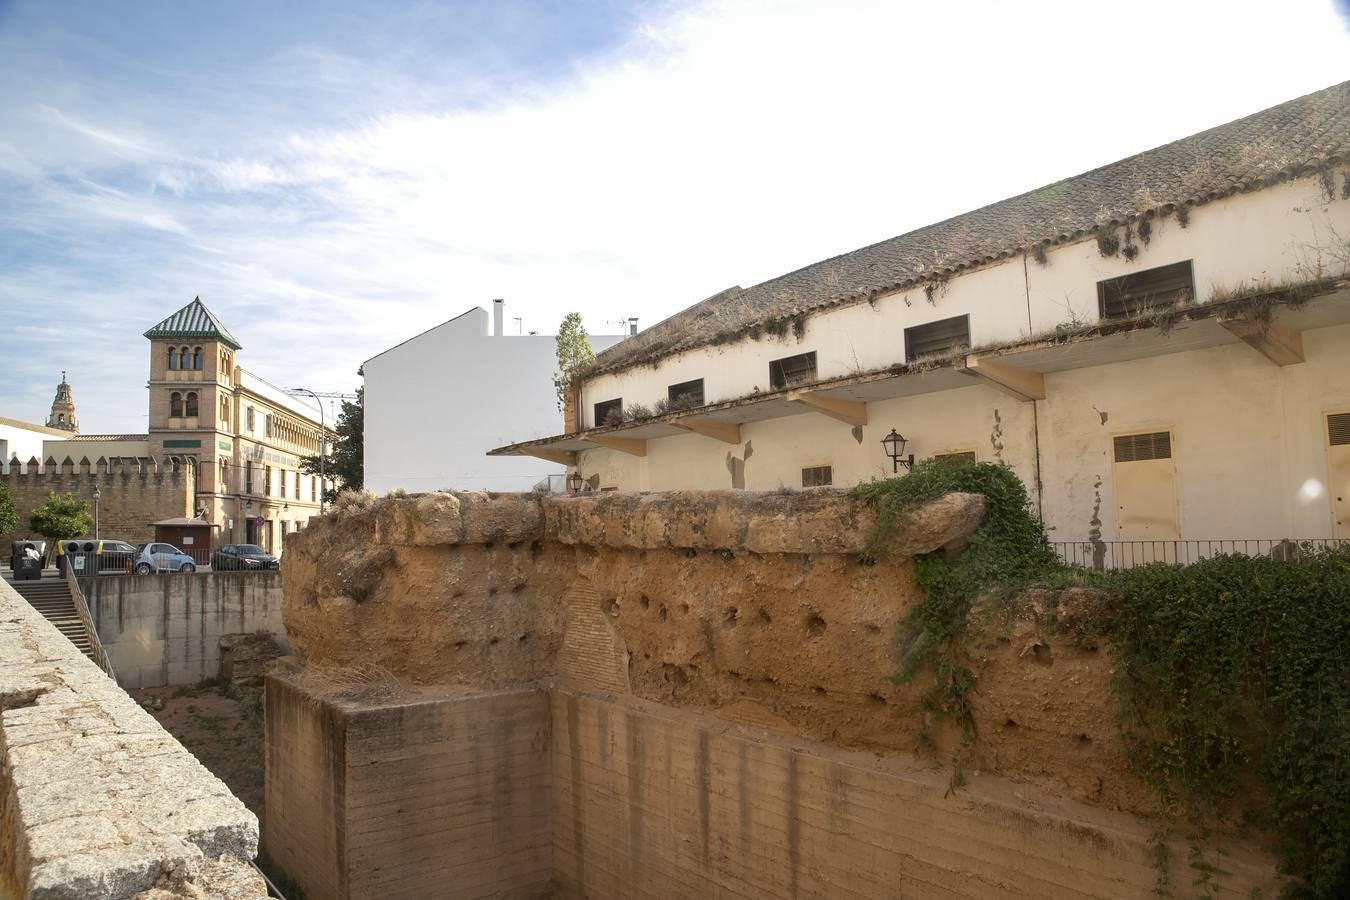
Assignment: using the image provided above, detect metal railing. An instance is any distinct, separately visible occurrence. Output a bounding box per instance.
[1051,538,1347,570]
[63,558,116,679]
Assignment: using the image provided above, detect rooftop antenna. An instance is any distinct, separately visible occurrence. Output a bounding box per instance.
[513,316,522,335]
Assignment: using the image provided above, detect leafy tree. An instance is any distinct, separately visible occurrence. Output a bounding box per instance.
[28,490,93,542]
[0,482,17,535]
[553,312,596,414]
[300,388,363,505]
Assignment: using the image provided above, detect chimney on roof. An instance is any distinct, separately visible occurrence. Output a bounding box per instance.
[493,299,504,337]
[628,317,638,337]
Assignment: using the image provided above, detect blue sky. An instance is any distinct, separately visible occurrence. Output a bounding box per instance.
[1,0,1348,436]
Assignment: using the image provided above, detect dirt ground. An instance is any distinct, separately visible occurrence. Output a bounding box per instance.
[130,680,265,818]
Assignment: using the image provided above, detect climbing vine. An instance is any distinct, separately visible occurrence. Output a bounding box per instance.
[850,461,1058,749]
[851,461,1350,897]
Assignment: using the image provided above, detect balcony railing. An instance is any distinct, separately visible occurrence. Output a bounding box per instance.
[1051,538,1347,570]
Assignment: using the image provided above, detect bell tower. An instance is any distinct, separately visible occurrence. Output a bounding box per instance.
[46,371,79,433]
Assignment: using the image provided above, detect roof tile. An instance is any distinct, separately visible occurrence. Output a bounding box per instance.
[593,81,1350,375]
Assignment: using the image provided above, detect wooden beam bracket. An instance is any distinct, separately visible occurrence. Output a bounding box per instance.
[961,355,1046,401]
[589,435,648,457]
[786,390,868,427]
[1217,315,1305,366]
[673,417,742,444]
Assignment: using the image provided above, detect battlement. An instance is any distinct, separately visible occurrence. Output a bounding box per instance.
[1,456,197,552]
[4,453,198,476]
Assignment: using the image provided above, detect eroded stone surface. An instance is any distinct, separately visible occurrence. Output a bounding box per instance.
[1,579,259,899]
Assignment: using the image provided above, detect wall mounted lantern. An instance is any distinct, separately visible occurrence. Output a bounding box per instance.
[566,470,584,494]
[881,429,915,473]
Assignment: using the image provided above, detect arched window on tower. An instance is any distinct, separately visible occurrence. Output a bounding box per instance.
[167,348,178,370]
[193,346,203,370]
[220,397,230,423]
[170,392,183,417]
[220,460,229,491]
[185,392,199,417]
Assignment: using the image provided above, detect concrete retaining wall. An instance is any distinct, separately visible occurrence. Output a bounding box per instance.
[81,572,285,689]
[265,678,1279,900]
[264,676,551,900]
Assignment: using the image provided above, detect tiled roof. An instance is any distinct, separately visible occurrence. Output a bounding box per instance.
[143,297,242,350]
[593,80,1350,376]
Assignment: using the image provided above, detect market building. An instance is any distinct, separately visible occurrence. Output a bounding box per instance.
[490,81,1350,563]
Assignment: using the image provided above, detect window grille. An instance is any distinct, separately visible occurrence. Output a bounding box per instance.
[1098,261,1194,321]
[667,378,705,408]
[769,351,817,390]
[801,465,833,487]
[594,398,623,426]
[1328,413,1350,446]
[1113,431,1172,463]
[933,451,977,466]
[904,315,971,360]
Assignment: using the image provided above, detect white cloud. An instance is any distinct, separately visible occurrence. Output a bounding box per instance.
[1,0,1348,434]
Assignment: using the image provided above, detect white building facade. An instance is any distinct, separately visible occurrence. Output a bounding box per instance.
[363,301,622,494]
[491,82,1350,560]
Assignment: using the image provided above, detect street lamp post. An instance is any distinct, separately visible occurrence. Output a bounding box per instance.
[92,484,101,540]
[287,388,327,514]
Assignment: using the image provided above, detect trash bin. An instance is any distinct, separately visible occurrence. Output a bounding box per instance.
[11,541,44,581]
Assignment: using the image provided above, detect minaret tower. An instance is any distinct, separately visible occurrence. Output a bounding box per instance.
[46,371,79,433]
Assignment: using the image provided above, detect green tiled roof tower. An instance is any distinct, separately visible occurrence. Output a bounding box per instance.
[143,297,242,350]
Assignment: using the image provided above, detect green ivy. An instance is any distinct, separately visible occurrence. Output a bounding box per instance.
[851,461,1350,897]
[850,460,1058,747]
[1093,551,1350,898]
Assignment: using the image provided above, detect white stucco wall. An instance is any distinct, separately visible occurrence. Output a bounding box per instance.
[570,173,1350,543]
[364,307,622,494]
[580,174,1350,424]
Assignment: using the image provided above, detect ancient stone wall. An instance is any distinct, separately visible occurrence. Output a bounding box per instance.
[82,572,285,689]
[269,490,1281,898]
[1,459,195,556]
[0,577,262,899]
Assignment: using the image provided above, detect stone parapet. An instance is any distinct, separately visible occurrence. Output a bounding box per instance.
[0,579,260,899]
[290,488,985,556]
[543,489,984,554]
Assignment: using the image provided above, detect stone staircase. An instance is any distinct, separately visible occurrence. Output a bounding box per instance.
[9,577,99,664]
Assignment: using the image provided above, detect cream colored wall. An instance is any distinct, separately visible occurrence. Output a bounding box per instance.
[580,320,1350,542]
[580,175,1350,425]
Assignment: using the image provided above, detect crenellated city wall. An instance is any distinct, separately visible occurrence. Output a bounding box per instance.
[1,457,195,555]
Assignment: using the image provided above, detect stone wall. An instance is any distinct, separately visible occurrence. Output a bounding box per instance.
[1,459,195,556]
[81,572,285,689]
[0,577,263,899]
[269,490,1283,898]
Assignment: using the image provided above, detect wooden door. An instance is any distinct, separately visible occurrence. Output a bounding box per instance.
[1112,430,1179,563]
[1327,412,1350,540]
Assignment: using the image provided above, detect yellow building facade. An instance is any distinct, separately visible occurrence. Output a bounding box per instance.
[142,297,329,552]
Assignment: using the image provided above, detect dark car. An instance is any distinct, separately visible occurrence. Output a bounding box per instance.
[211,543,279,571]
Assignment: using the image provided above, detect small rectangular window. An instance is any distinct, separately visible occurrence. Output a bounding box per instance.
[769,351,817,390]
[1327,413,1350,446]
[905,315,971,361]
[801,465,833,487]
[667,378,705,408]
[1098,260,1194,321]
[933,451,977,466]
[594,398,623,427]
[1113,431,1172,463]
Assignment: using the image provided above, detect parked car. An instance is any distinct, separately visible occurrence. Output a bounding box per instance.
[55,538,138,575]
[211,544,280,571]
[134,542,198,575]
